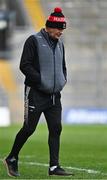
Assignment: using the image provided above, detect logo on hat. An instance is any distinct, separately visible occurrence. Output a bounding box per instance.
[63,23,66,29]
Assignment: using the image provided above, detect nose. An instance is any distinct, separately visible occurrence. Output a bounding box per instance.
[59,29,64,35]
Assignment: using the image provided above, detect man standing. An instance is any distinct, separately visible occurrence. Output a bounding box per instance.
[4,7,73,177]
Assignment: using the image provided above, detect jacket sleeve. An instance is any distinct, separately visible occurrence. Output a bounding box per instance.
[20,36,40,83]
[62,44,67,81]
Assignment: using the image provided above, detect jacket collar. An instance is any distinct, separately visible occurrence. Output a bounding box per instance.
[40,28,58,49]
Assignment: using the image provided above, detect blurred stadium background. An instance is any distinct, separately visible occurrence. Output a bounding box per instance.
[0,0,107,126]
[1,1,107,179]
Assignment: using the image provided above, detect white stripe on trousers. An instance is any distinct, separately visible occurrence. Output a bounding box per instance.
[24,86,31,124]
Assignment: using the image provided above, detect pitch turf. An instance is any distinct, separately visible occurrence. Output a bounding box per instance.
[0,123,107,179]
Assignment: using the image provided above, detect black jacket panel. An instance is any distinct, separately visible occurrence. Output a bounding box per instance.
[20,35,41,88]
[62,44,67,81]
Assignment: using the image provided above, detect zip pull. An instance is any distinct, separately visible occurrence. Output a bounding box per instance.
[51,94,55,105]
[53,94,55,105]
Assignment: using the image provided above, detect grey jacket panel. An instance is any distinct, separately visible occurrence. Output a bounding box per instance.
[34,32,66,93]
[54,43,66,92]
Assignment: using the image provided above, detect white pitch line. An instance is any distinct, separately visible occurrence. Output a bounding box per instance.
[1,158,107,176]
[19,160,107,176]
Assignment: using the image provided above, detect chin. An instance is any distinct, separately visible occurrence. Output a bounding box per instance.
[55,36,60,39]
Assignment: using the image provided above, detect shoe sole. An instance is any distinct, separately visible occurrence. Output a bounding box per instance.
[3,159,19,177]
[49,173,74,176]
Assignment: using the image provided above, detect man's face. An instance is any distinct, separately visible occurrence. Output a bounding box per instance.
[46,28,64,39]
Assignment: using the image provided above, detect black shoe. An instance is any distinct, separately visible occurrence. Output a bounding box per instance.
[3,157,20,177]
[49,166,74,176]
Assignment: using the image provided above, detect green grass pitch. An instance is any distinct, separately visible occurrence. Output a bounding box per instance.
[0,123,107,179]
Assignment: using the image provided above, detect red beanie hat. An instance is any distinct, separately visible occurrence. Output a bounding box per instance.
[46,7,66,29]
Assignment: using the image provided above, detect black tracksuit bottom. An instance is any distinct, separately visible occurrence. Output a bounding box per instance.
[7,86,62,167]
